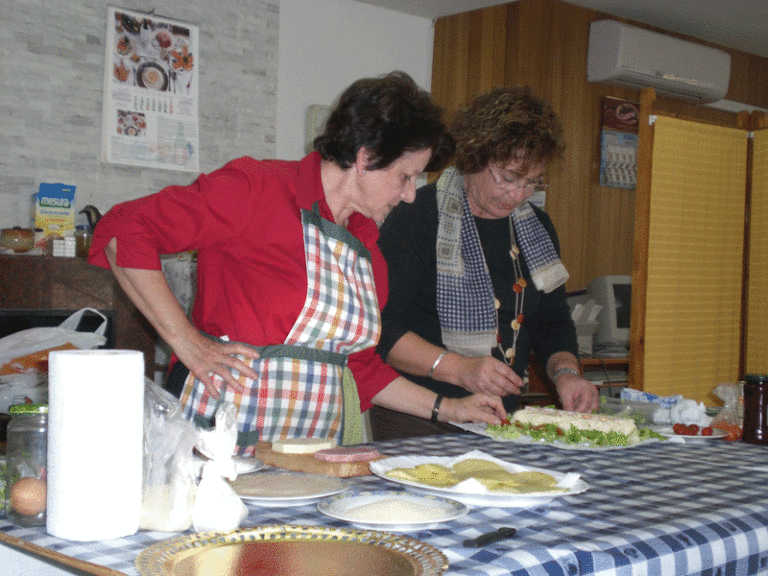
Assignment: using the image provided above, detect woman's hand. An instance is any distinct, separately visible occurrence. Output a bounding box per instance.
[103,238,261,399]
[439,394,506,426]
[556,374,600,413]
[546,352,599,413]
[386,334,523,397]
[445,354,524,397]
[172,332,260,399]
[371,377,505,426]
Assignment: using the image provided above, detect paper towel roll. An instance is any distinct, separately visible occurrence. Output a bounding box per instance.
[46,350,144,541]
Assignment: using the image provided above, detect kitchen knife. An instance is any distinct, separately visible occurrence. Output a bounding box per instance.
[462,526,518,547]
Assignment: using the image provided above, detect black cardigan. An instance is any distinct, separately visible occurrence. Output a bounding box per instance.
[377,182,578,413]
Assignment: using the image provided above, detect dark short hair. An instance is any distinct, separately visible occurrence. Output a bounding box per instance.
[314,71,454,173]
[452,86,565,175]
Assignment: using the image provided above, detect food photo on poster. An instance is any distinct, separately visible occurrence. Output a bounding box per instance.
[111,11,193,95]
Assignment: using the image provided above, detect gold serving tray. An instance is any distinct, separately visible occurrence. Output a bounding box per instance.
[135,524,448,576]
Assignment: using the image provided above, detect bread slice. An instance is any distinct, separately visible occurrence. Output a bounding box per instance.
[271,438,337,454]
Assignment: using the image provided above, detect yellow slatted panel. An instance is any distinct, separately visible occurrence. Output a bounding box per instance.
[644,117,748,403]
[747,130,768,372]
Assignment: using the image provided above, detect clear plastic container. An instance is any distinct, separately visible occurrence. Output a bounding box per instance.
[5,403,48,526]
[599,397,657,426]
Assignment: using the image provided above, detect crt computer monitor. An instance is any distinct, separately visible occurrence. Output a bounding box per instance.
[586,275,632,356]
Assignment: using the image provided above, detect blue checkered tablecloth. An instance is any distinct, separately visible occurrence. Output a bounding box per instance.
[3,433,768,575]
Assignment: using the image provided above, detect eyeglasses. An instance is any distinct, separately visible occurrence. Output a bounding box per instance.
[488,165,548,194]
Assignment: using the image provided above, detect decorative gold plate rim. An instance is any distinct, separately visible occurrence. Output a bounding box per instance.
[135,524,449,576]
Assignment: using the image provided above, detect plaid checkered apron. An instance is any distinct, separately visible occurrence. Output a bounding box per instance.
[180,204,380,455]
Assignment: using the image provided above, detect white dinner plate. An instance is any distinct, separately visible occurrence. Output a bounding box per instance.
[193,456,264,478]
[317,489,468,531]
[230,471,347,507]
[370,450,587,508]
[650,425,728,442]
[234,456,264,474]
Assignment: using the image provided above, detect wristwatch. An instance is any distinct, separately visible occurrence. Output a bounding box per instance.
[552,367,580,384]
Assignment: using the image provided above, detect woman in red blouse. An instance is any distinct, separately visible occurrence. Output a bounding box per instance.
[90,72,506,451]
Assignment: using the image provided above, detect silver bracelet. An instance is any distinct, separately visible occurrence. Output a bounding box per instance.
[552,367,580,383]
[428,350,449,379]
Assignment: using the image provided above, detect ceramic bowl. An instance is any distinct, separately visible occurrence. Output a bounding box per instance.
[1,227,34,253]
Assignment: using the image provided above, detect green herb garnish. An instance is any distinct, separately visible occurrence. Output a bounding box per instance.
[486,415,665,447]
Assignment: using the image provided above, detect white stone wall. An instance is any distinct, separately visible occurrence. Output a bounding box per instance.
[0,0,279,227]
[276,0,433,161]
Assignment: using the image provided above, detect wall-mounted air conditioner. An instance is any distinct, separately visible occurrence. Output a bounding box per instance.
[587,20,731,104]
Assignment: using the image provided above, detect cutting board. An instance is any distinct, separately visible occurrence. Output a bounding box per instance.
[252,442,383,477]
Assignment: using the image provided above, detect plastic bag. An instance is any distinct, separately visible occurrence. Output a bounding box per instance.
[0,308,108,375]
[0,372,46,412]
[139,379,198,532]
[192,403,248,532]
[711,382,744,428]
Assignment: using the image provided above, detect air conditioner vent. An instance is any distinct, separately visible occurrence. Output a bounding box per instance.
[587,20,730,104]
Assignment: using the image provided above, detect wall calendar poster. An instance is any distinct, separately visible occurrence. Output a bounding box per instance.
[101,7,199,172]
[599,97,639,188]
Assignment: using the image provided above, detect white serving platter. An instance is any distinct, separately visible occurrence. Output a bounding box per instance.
[370,450,587,508]
[650,425,728,442]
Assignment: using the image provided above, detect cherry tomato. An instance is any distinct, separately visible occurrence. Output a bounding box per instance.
[701,427,713,436]
[673,423,686,435]
[688,424,700,435]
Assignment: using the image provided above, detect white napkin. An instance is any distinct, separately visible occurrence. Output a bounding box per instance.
[669,399,712,427]
[192,461,247,532]
[192,403,247,532]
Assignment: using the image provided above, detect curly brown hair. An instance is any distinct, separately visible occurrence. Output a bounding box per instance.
[452,86,565,175]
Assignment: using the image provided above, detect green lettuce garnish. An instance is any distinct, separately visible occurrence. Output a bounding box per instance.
[487,415,665,447]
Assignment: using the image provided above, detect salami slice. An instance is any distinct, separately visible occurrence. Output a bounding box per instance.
[313,446,382,463]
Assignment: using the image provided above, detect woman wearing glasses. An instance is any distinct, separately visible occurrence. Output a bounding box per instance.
[376,86,599,433]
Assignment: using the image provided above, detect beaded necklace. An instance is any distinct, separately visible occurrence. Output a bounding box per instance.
[496,216,526,365]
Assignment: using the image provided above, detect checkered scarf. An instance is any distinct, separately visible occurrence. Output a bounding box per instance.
[435,167,568,357]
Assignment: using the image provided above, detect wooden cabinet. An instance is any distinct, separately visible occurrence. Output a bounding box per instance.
[524,354,559,407]
[580,356,629,396]
[0,255,156,377]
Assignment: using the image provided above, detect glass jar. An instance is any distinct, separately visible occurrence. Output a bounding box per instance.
[74,224,92,258]
[742,374,768,445]
[5,404,48,526]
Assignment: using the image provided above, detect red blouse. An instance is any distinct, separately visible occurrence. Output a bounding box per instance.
[89,152,398,410]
